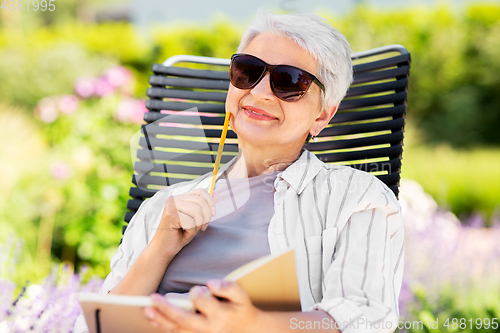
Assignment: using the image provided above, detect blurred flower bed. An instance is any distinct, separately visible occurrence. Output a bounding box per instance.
[1,180,498,332]
[0,64,148,285]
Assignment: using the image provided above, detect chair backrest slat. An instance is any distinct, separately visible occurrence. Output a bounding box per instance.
[123,46,411,228]
[147,87,228,102]
[315,145,403,163]
[136,149,235,164]
[353,66,410,84]
[144,112,226,125]
[138,137,239,151]
[141,124,237,138]
[152,64,229,80]
[134,162,214,175]
[307,131,404,151]
[338,91,407,110]
[330,105,405,124]
[321,118,405,137]
[345,79,408,98]
[150,76,230,90]
[354,53,410,73]
[146,100,226,112]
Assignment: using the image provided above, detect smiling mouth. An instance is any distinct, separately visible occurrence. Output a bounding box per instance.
[248,109,266,116]
[242,107,277,120]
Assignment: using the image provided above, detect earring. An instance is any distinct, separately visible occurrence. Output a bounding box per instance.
[311,134,318,143]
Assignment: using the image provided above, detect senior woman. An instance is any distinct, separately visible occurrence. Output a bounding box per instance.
[75,11,404,333]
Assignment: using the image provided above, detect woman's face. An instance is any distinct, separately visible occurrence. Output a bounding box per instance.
[226,32,326,150]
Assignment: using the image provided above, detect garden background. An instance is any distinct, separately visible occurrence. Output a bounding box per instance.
[1,1,500,332]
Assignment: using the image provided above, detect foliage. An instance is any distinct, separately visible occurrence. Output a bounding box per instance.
[0,66,146,282]
[2,5,500,146]
[0,236,103,332]
[398,179,500,332]
[327,4,500,147]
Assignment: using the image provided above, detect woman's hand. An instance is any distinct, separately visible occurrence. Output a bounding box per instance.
[152,188,219,259]
[144,280,263,333]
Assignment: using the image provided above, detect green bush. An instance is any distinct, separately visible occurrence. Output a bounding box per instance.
[2,5,500,146]
[328,4,500,147]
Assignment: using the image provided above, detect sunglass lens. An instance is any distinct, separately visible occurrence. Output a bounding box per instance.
[230,56,265,89]
[272,67,312,101]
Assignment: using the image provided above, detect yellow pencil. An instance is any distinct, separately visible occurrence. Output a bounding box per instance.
[209,112,231,195]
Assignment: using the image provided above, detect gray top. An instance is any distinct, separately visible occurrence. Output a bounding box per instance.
[157,170,279,294]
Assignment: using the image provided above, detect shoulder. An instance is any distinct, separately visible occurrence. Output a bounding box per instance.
[312,163,400,230]
[321,164,398,207]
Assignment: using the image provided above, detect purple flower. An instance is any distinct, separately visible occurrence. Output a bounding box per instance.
[74,77,97,99]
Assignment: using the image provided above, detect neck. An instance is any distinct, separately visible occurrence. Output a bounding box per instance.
[226,141,304,178]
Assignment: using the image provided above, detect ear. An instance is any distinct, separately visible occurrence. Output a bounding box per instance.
[309,103,339,136]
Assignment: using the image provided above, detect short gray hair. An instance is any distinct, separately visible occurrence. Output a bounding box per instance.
[237,11,354,109]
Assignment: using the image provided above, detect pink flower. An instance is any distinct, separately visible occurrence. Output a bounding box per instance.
[56,95,79,115]
[115,98,148,124]
[130,99,148,124]
[74,77,96,99]
[94,77,115,97]
[50,161,72,181]
[102,66,133,88]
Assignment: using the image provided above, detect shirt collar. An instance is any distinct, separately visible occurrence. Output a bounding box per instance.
[278,149,324,195]
[200,149,324,195]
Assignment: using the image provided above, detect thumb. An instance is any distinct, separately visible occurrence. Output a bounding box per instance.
[206,280,250,306]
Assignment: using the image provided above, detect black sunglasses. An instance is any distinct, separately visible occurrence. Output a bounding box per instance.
[229,53,325,102]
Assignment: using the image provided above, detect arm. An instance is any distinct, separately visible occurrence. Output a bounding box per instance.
[108,237,177,296]
[109,188,219,296]
[309,179,404,333]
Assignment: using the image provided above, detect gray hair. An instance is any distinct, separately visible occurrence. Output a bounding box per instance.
[237,11,354,109]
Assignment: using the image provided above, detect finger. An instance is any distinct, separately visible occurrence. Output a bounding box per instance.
[177,211,196,231]
[166,194,209,227]
[211,191,220,216]
[189,285,223,318]
[201,191,219,231]
[176,195,211,224]
[144,307,179,332]
[206,280,251,306]
[176,201,205,229]
[188,188,217,210]
[151,294,208,332]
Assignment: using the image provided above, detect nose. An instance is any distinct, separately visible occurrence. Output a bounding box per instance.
[250,72,276,102]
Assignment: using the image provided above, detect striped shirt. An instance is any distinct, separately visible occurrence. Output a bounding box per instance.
[74,148,404,333]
